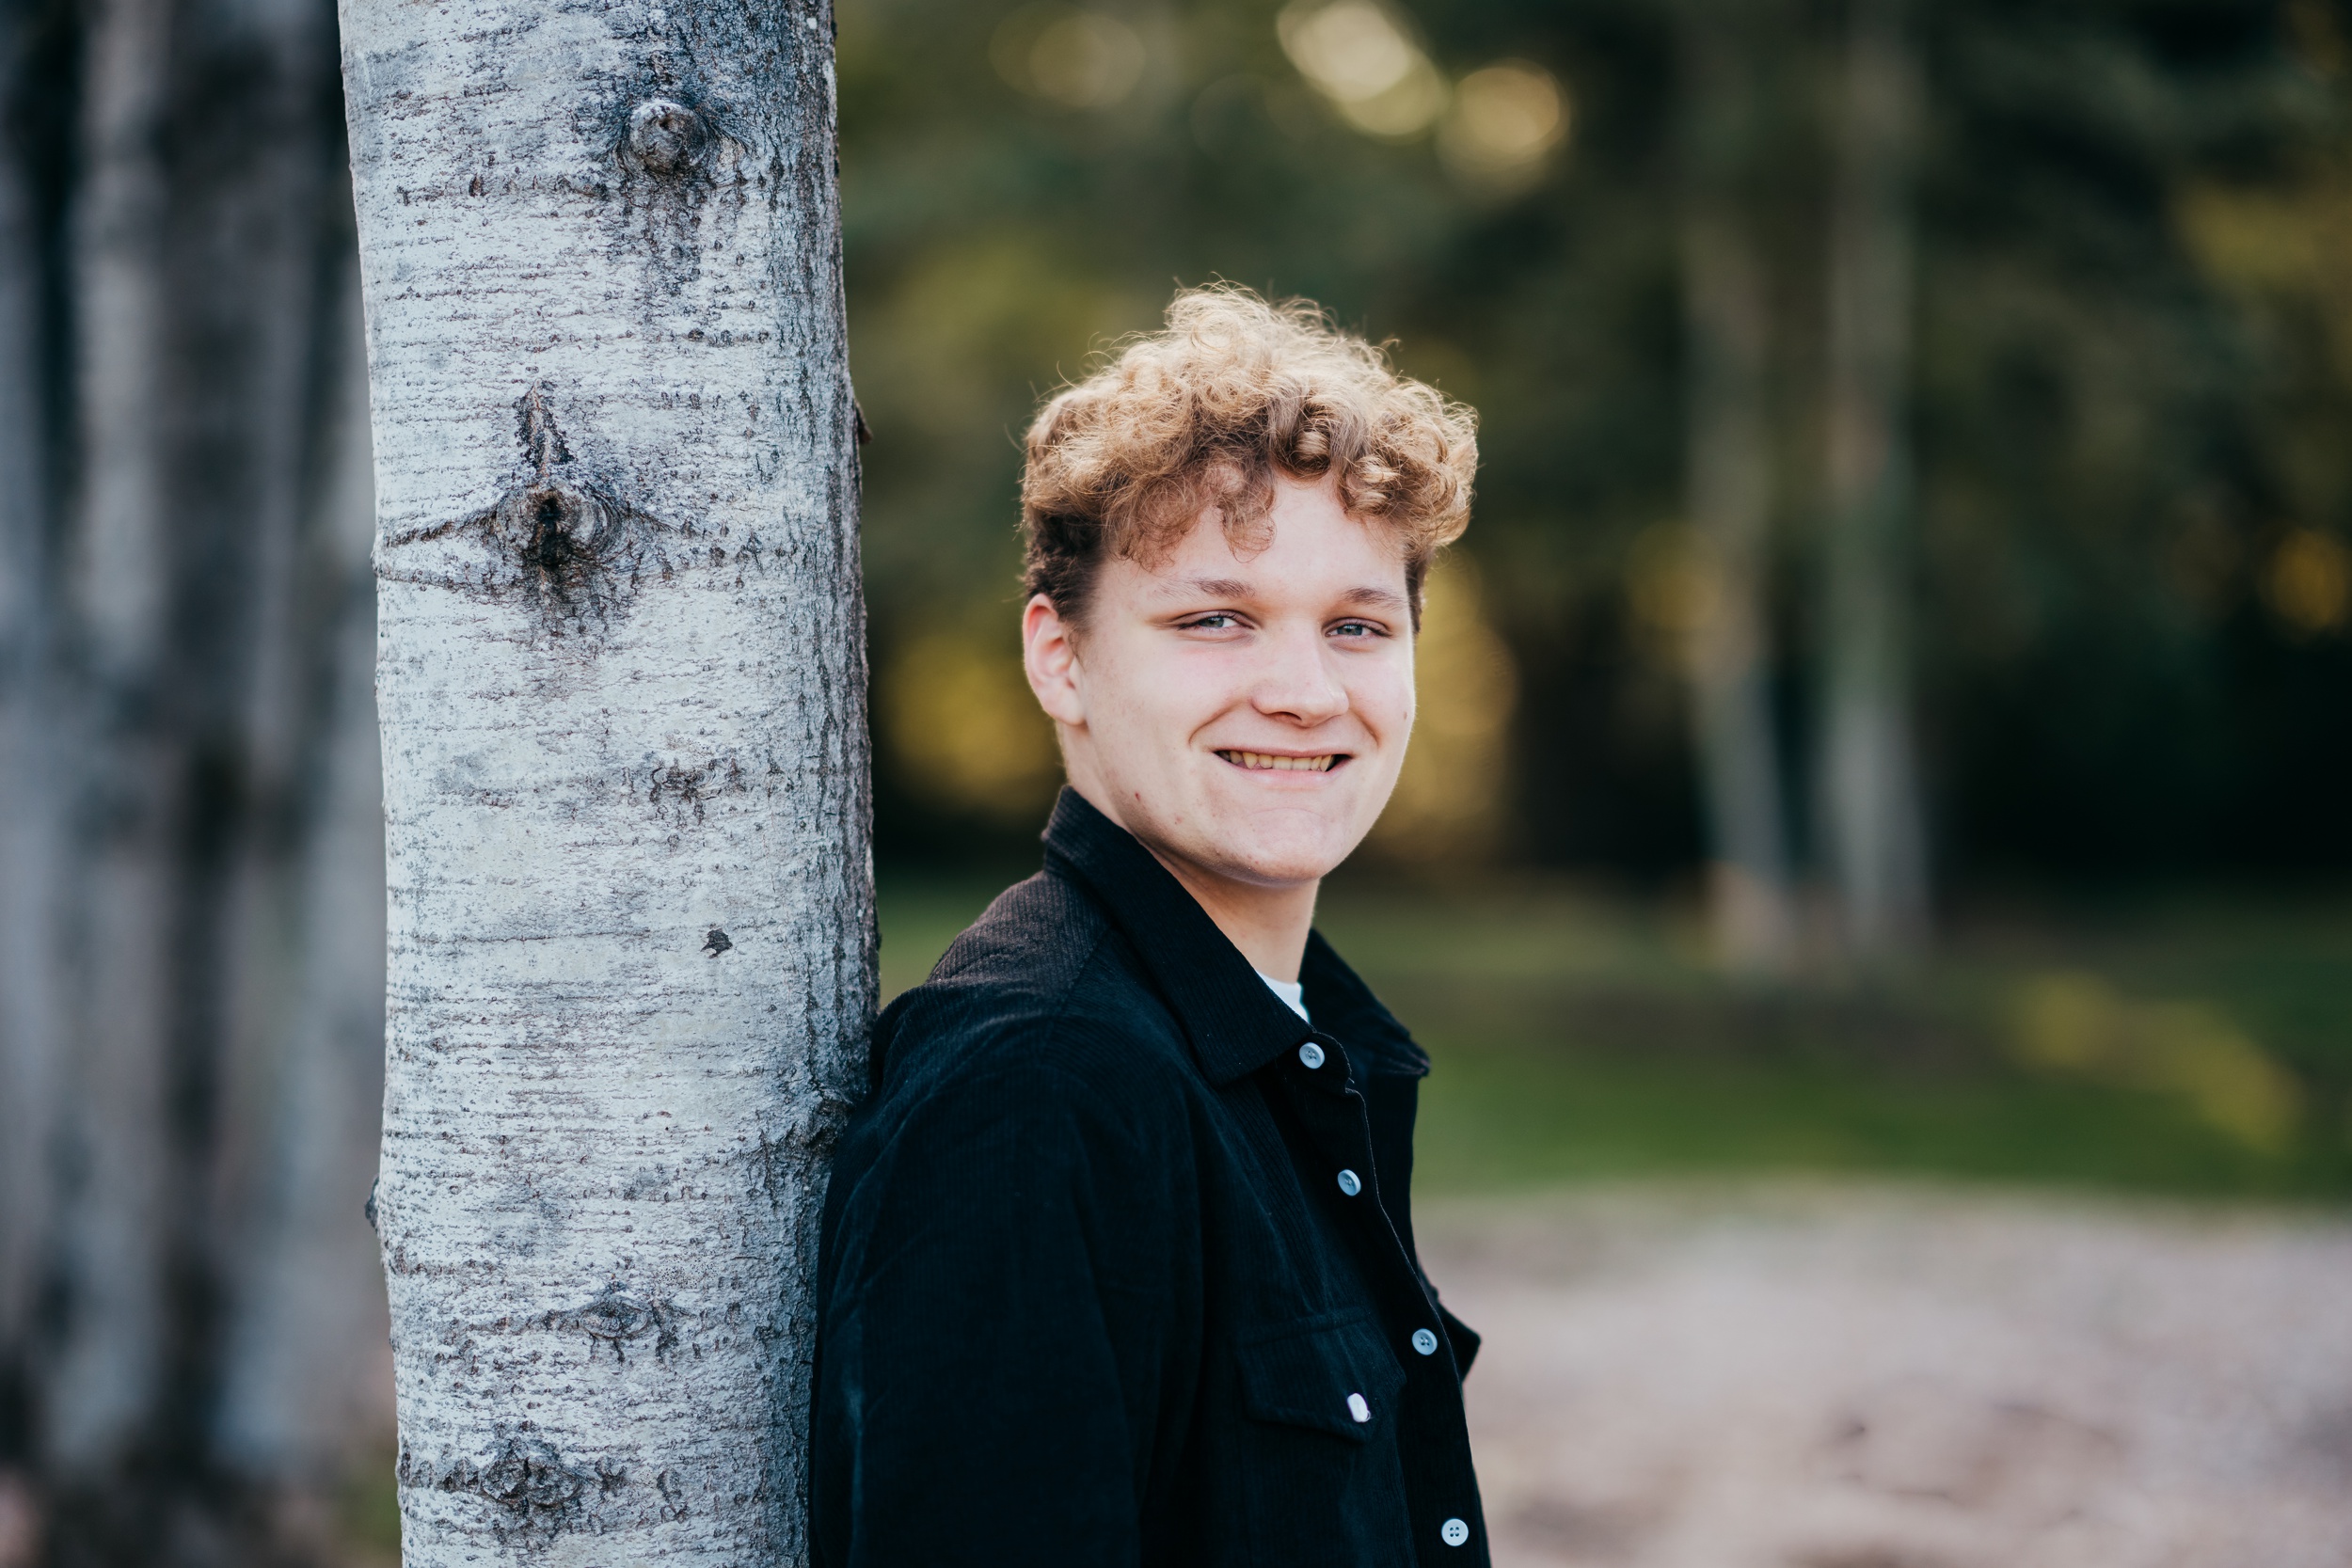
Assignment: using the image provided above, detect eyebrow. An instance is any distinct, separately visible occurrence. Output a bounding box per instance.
[1152,575,1410,615]
[1154,576,1254,600]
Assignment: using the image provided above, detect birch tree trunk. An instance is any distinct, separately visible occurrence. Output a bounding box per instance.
[1679,0,1798,975]
[339,0,873,1558]
[1819,0,1930,958]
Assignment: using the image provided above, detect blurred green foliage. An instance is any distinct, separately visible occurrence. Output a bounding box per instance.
[839,0,2352,882]
[881,877,2352,1196]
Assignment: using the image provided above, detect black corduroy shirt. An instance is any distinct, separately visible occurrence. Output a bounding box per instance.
[811,788,1487,1568]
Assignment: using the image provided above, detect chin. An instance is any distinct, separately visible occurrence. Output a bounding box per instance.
[1212,812,1366,886]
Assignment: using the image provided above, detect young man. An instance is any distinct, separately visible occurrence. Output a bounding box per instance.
[811,288,1486,1566]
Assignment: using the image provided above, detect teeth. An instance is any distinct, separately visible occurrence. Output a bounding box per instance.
[1218,751,1337,772]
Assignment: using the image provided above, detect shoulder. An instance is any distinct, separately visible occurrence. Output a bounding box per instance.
[825,874,1202,1263]
[860,871,1196,1135]
[927,871,1108,1000]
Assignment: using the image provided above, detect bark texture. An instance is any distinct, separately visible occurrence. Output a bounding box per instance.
[339,0,872,1559]
[1678,0,1797,975]
[1819,0,1931,957]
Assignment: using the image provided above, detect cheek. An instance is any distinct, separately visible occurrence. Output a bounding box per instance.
[1092,643,1230,745]
[1152,654,1251,732]
[1355,657,1417,738]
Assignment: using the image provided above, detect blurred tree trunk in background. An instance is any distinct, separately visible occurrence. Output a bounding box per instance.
[1819,0,1930,958]
[0,0,60,1454]
[1678,0,1797,975]
[342,0,871,1557]
[46,0,182,1481]
[212,257,389,1525]
[0,0,394,1558]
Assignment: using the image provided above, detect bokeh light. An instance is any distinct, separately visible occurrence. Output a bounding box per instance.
[1277,0,1449,137]
[1438,61,1568,191]
[993,5,1149,109]
[2264,527,2352,635]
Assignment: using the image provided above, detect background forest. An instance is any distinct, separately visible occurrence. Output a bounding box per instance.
[848,0,2352,886]
[0,0,2347,1561]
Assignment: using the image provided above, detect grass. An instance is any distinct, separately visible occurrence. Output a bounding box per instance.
[878,871,2352,1201]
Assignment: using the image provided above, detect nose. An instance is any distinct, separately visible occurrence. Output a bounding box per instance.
[1251,621,1349,725]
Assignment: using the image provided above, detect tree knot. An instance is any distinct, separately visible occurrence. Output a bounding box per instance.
[374,383,708,634]
[547,1281,678,1362]
[478,385,660,627]
[497,482,614,579]
[399,1432,626,1531]
[623,97,709,179]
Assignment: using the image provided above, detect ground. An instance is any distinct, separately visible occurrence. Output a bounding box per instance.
[1426,1182,2352,1568]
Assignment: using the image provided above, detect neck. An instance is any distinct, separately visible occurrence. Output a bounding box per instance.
[1148,850,1319,983]
[1066,778,1319,980]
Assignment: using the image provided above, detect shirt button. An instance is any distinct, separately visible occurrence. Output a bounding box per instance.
[1297,1041,1326,1069]
[1440,1518,1470,1547]
[1336,1168,1362,1196]
[1346,1391,1371,1423]
[1411,1328,1439,1356]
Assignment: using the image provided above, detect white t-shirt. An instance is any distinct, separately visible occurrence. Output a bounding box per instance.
[1257,972,1310,1022]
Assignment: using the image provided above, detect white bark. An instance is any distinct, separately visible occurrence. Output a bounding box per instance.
[340,0,872,1560]
[1820,0,1931,957]
[1679,1,1797,975]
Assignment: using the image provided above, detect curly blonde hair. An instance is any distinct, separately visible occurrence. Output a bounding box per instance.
[1021,286,1478,623]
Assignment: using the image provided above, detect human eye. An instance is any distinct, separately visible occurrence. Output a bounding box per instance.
[1177,611,1243,631]
[1327,619,1389,640]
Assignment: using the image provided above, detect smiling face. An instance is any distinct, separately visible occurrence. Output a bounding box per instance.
[1023,474,1417,902]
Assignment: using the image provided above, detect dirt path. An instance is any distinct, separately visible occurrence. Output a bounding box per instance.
[1419,1183,2352,1568]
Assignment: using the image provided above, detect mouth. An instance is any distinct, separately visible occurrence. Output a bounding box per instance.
[1216,750,1345,774]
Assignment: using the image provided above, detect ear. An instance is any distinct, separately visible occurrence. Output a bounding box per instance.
[1022,594,1088,728]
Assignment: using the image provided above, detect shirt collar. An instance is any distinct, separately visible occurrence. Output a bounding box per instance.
[1040,787,1426,1085]
[1300,927,1428,1080]
[1041,787,1318,1085]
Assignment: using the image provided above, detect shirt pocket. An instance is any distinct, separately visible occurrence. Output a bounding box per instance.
[1236,1308,1409,1439]
[1228,1310,1415,1567]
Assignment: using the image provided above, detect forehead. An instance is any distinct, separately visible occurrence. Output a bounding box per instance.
[1130,478,1409,598]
